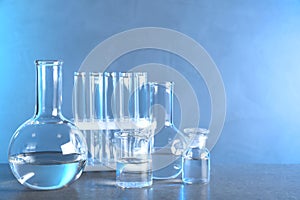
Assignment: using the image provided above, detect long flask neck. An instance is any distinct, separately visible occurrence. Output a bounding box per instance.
[164,82,173,126]
[152,82,174,126]
[34,60,63,119]
[191,134,207,149]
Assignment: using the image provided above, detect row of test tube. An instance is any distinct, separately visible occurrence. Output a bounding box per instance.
[73,72,152,170]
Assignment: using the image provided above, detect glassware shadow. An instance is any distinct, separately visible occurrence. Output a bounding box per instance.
[13,187,80,200]
[116,187,153,200]
[179,184,210,200]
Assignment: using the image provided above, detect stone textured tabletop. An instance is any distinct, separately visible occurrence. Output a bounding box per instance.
[0,164,299,200]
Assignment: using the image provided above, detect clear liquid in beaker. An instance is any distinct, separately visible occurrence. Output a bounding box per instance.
[116,157,152,188]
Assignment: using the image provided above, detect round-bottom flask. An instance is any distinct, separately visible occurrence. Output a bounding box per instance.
[8,60,88,190]
[182,128,210,184]
[151,82,187,179]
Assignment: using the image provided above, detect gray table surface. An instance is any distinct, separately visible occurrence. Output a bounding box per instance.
[0,164,299,200]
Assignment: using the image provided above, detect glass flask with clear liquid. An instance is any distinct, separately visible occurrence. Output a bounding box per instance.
[8,60,88,190]
[151,82,187,179]
[182,128,210,184]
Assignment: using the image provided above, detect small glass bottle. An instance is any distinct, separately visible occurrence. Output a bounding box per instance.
[182,128,210,184]
[8,60,88,190]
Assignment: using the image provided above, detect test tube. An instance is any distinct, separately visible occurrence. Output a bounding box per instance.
[111,72,148,129]
[73,72,88,123]
[89,72,108,121]
[73,72,94,165]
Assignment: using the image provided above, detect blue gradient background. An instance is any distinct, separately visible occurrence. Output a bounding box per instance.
[1,0,300,163]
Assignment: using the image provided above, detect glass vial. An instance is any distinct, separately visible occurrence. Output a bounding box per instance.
[8,60,88,190]
[182,128,210,184]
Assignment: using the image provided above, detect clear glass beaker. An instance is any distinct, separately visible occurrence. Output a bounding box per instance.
[182,128,210,184]
[115,128,153,188]
[8,60,88,190]
[151,82,187,179]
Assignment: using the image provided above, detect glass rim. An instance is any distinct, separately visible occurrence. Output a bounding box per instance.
[149,81,174,87]
[89,72,110,77]
[115,128,152,138]
[134,72,147,76]
[184,128,209,135]
[109,72,147,77]
[35,60,63,66]
[74,72,86,76]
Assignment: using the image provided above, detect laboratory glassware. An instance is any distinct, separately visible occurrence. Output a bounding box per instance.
[8,60,87,190]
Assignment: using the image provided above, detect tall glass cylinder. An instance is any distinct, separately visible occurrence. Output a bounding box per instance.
[8,60,87,190]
